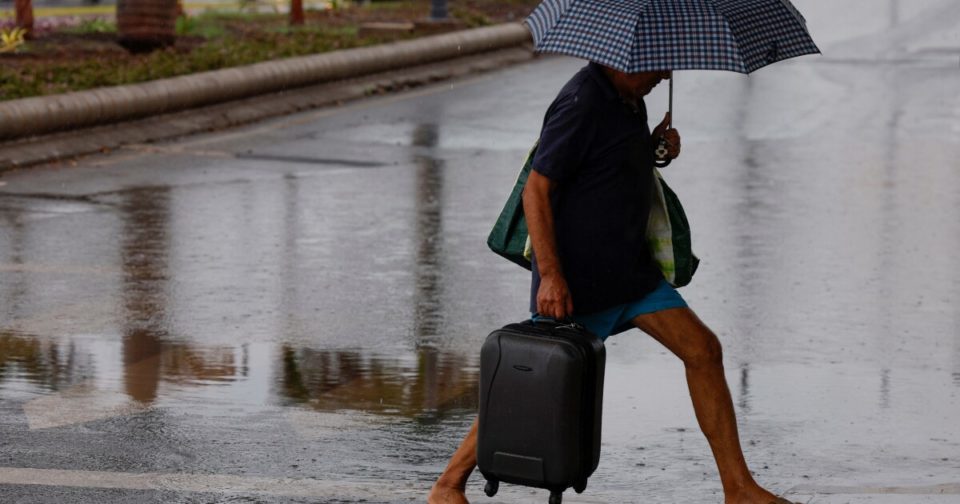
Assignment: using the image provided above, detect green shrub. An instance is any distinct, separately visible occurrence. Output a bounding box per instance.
[451,6,491,27]
[64,18,116,35]
[1,27,29,53]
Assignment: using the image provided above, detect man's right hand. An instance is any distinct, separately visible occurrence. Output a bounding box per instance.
[537,272,574,320]
[524,169,573,320]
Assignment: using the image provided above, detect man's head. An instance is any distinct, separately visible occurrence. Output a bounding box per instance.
[602,67,671,101]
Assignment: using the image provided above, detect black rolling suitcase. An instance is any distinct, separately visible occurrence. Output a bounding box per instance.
[477,320,605,504]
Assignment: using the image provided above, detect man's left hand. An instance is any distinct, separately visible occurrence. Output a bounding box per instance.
[652,112,681,160]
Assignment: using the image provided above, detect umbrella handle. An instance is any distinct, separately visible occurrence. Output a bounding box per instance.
[654,74,674,168]
[654,144,672,168]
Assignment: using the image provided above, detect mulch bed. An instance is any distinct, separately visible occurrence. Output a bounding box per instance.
[0,0,538,100]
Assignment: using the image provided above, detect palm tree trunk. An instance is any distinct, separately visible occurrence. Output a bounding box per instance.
[15,0,34,39]
[290,0,305,26]
[117,0,178,53]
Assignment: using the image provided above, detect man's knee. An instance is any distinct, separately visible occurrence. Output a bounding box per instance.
[683,329,723,370]
[633,308,724,369]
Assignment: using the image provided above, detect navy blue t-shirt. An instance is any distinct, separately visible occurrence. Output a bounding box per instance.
[530,63,663,315]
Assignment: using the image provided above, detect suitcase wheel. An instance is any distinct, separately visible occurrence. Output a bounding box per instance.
[573,479,587,494]
[549,490,562,504]
[484,479,499,497]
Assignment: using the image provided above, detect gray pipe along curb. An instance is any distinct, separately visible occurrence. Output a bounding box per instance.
[0,23,532,141]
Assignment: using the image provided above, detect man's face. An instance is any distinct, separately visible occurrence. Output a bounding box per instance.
[607,69,671,100]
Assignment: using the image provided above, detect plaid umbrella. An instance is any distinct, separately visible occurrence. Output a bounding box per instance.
[526,0,820,74]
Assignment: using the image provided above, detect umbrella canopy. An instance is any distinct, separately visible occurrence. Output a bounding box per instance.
[526,0,820,74]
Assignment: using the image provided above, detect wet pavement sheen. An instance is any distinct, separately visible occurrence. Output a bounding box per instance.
[2,0,960,502]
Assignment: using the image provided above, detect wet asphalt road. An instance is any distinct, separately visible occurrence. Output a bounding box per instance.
[2,0,960,503]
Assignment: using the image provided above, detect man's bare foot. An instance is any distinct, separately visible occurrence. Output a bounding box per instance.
[427,482,469,504]
[724,484,781,504]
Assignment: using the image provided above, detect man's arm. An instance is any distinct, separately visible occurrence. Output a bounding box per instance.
[523,169,574,320]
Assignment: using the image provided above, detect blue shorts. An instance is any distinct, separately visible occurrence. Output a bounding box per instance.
[533,279,687,340]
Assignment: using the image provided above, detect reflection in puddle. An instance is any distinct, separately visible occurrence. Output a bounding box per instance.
[156,343,245,387]
[120,187,170,403]
[0,334,245,395]
[737,364,751,414]
[0,122,479,424]
[0,331,81,392]
[122,329,162,403]
[2,334,477,425]
[278,345,477,421]
[413,123,445,344]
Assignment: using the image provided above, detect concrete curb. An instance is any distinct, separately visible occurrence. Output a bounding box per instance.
[0,22,532,141]
[0,46,536,172]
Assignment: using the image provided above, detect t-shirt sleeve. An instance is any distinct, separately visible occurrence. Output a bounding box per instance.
[531,92,594,182]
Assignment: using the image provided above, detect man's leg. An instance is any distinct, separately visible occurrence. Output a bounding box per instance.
[632,307,780,504]
[428,419,478,504]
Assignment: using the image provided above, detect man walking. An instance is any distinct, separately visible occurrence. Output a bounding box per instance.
[429,62,793,504]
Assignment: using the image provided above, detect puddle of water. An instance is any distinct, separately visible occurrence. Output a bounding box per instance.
[0,333,479,421]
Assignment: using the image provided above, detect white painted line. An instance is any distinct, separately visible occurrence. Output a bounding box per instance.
[0,467,616,502]
[0,467,418,499]
[790,483,960,495]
